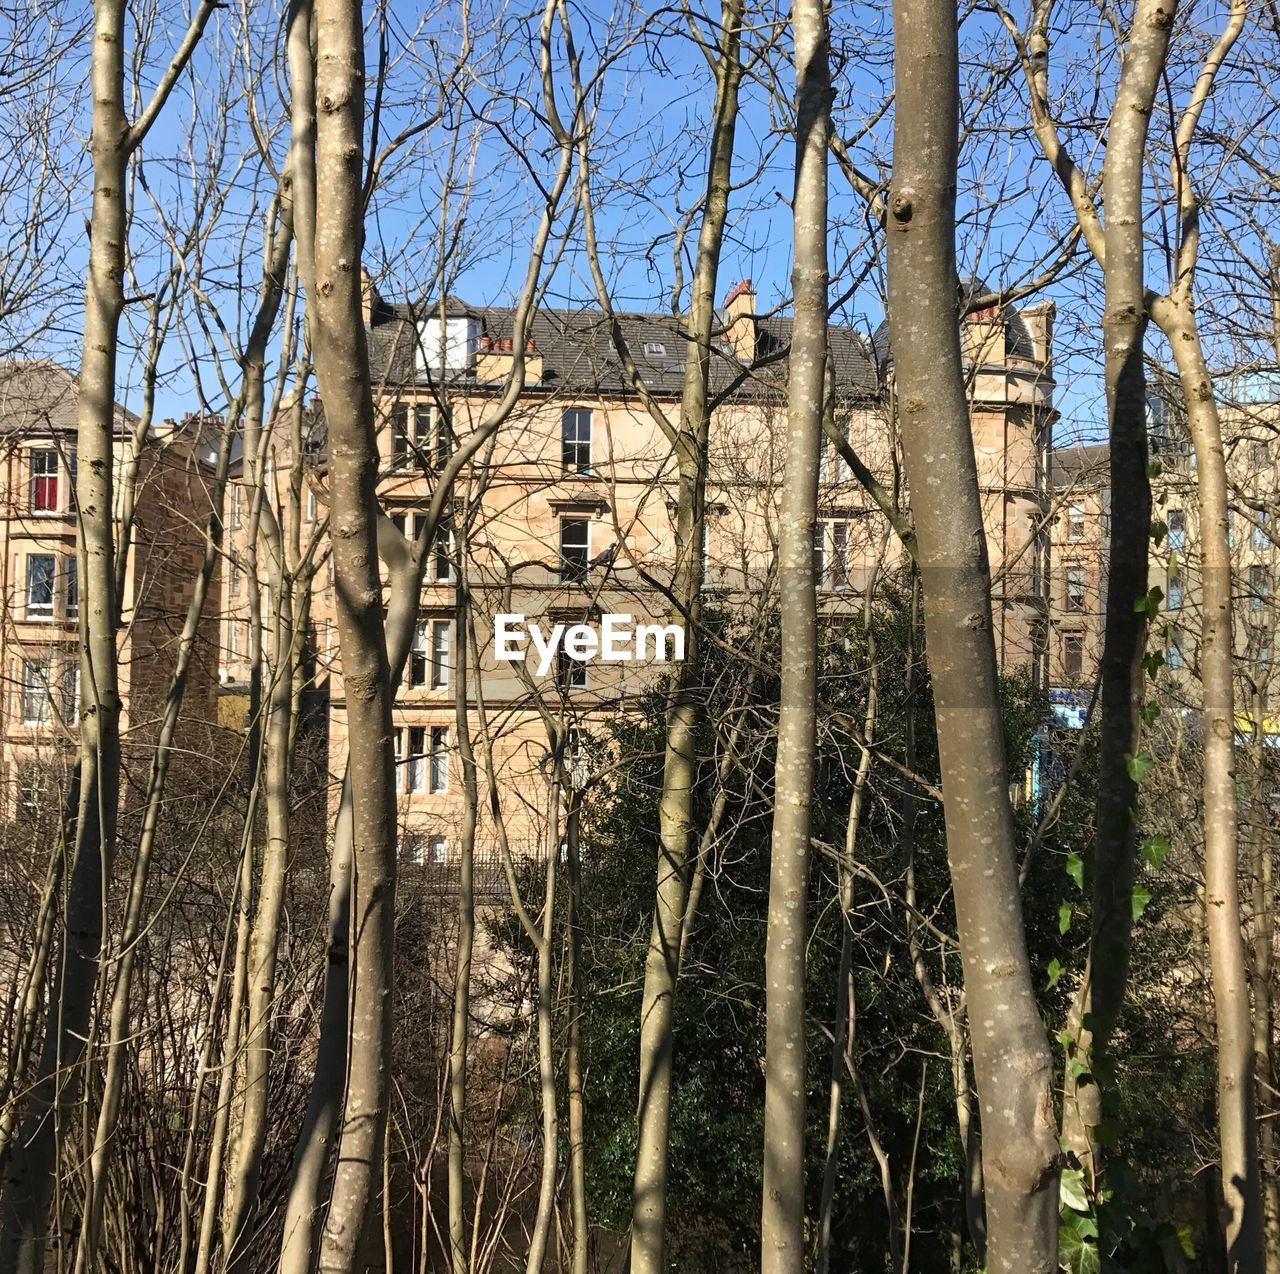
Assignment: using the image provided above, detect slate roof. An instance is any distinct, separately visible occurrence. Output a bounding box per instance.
[0,359,139,435]
[1049,441,1110,487]
[366,301,881,402]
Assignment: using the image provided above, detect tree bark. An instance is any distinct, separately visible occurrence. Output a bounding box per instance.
[310,0,399,1266]
[625,5,743,1270]
[759,0,827,1266]
[1153,292,1264,1271]
[885,0,1060,1269]
[0,0,213,1263]
[1058,0,1172,1170]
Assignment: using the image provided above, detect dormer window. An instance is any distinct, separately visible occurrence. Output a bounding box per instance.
[643,341,667,357]
[417,317,480,379]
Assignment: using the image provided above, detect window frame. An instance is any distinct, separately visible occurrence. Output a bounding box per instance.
[428,725,449,793]
[561,408,592,475]
[559,516,591,582]
[25,553,56,620]
[20,656,53,726]
[29,448,59,514]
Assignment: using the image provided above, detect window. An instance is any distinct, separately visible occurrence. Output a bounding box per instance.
[1249,627,1270,667]
[20,657,52,725]
[428,834,448,864]
[1065,564,1085,613]
[1251,440,1270,469]
[402,832,425,865]
[401,726,428,793]
[813,520,851,590]
[432,526,455,581]
[390,404,412,469]
[559,516,591,582]
[305,487,318,523]
[1250,564,1268,613]
[557,647,588,692]
[1167,576,1183,611]
[229,485,242,529]
[1062,633,1083,682]
[562,408,592,475]
[1168,627,1186,669]
[1252,511,1269,551]
[1168,508,1185,552]
[1229,510,1237,550]
[25,554,55,619]
[394,403,449,470]
[63,557,77,620]
[409,619,451,689]
[59,660,80,723]
[16,766,47,821]
[642,341,667,357]
[1066,502,1085,543]
[429,726,449,793]
[30,449,58,512]
[391,510,430,542]
[230,560,243,598]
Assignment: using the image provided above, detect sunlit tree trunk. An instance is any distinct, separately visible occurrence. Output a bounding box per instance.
[886,0,1060,1268]
[0,1,214,1266]
[310,0,398,1264]
[625,4,743,1269]
[759,0,826,1266]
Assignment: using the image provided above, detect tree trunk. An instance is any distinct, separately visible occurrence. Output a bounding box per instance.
[759,0,827,1266]
[448,569,478,1274]
[627,5,743,1269]
[1153,294,1264,1272]
[310,0,398,1266]
[885,0,1060,1268]
[1057,0,1170,1171]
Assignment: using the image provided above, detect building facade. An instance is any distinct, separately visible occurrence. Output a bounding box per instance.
[219,280,1058,877]
[0,360,222,819]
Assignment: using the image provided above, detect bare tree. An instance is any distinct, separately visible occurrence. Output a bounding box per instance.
[758,0,827,1268]
[0,1,216,1266]
[885,1,1060,1271]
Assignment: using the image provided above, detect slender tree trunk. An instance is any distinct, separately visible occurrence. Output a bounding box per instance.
[565,789,588,1274]
[0,3,213,1264]
[525,767,560,1274]
[628,5,743,1269]
[448,569,478,1274]
[759,0,827,1265]
[885,0,1060,1269]
[0,6,128,1262]
[1059,0,1170,1170]
[310,0,398,1265]
[1153,294,1264,1272]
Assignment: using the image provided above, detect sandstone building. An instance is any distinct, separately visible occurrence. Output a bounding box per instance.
[218,280,1058,877]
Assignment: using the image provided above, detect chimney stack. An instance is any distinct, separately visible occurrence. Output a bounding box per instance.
[360,266,379,327]
[723,278,756,362]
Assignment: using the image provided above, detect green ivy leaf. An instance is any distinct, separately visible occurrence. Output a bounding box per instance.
[1147,458,1164,480]
[1131,883,1153,921]
[1125,751,1155,783]
[1060,1168,1090,1214]
[1056,1029,1074,1051]
[1141,700,1162,726]
[1059,900,1073,935]
[1151,519,1167,547]
[1133,586,1163,618]
[1142,650,1166,680]
[1177,1224,1196,1258]
[1046,958,1064,990]
[1065,852,1084,890]
[1141,834,1170,869]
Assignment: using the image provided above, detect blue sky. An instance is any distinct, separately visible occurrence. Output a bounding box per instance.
[13,0,1273,448]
